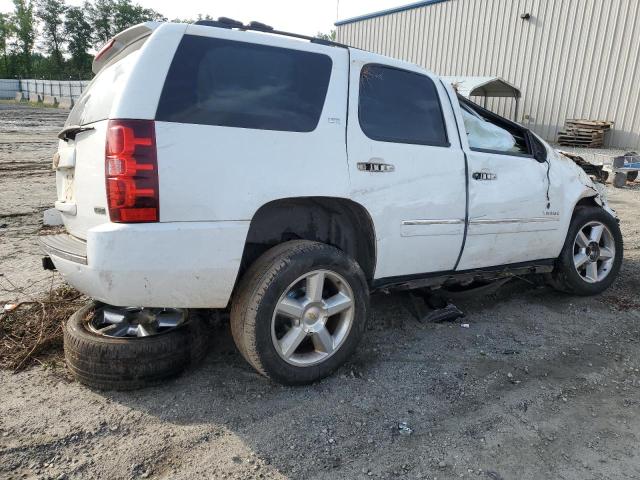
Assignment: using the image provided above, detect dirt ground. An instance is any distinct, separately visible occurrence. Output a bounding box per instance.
[1,102,640,480]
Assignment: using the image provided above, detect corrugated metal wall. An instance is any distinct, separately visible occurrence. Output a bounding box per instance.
[336,0,640,149]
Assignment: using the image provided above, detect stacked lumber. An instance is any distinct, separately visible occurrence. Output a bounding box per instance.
[557,119,613,148]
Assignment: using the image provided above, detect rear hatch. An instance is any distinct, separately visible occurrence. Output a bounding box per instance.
[55,24,158,239]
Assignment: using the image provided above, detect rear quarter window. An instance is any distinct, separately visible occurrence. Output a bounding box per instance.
[156,35,333,132]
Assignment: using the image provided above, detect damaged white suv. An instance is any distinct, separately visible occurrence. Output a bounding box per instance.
[41,19,622,387]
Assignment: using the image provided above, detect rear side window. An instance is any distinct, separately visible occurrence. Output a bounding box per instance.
[156,35,333,132]
[359,64,448,146]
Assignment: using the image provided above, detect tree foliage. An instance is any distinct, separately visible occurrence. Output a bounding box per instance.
[11,0,36,75]
[0,0,164,79]
[64,4,92,74]
[36,0,66,74]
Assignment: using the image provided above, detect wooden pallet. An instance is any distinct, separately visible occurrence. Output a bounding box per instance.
[566,119,614,129]
[557,118,613,148]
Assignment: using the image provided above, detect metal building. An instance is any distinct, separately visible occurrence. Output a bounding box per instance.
[335,0,640,149]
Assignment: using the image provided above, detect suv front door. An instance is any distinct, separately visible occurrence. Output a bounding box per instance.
[451,96,560,271]
[347,52,467,280]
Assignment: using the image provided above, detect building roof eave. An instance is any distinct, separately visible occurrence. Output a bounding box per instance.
[335,0,449,26]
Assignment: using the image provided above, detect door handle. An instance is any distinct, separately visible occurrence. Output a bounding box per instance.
[357,161,395,173]
[472,172,497,181]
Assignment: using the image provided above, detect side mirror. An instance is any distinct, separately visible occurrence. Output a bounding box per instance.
[528,131,547,163]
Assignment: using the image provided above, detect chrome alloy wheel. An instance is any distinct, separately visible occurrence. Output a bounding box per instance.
[88,306,187,338]
[271,270,355,367]
[573,221,616,283]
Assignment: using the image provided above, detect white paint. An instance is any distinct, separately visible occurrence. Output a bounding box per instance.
[49,221,249,308]
[45,22,609,308]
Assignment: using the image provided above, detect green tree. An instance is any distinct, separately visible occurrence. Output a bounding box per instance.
[0,13,14,76]
[89,0,164,49]
[88,0,115,47]
[113,0,164,34]
[35,0,66,75]
[11,0,36,76]
[316,29,336,42]
[64,3,92,77]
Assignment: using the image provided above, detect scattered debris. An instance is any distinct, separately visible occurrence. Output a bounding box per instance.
[3,303,18,313]
[398,422,413,436]
[0,285,85,371]
[423,303,465,323]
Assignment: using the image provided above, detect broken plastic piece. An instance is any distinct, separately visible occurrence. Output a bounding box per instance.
[3,303,18,312]
[422,303,465,323]
[398,422,413,436]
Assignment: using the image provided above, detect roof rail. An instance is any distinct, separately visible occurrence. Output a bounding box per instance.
[193,17,348,49]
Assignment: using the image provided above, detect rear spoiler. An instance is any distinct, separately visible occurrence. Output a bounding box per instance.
[92,22,161,74]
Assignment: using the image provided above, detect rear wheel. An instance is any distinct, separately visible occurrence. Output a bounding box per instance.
[627,171,638,182]
[231,240,369,385]
[548,207,623,295]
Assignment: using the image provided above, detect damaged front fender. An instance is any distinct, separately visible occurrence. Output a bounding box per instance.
[553,148,617,219]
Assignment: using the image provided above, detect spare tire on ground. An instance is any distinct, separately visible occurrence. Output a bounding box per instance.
[64,302,210,390]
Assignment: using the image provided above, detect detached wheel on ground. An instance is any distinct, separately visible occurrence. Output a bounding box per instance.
[548,206,623,296]
[231,240,369,385]
[64,303,209,390]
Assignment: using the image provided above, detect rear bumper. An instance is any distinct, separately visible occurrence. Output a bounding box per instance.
[40,234,88,264]
[39,221,250,308]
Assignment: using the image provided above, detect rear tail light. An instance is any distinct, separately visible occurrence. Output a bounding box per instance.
[105,120,159,223]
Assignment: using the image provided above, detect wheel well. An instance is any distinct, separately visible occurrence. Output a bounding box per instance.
[574,195,600,212]
[239,197,377,282]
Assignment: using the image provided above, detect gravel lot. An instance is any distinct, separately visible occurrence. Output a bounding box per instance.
[1,102,640,480]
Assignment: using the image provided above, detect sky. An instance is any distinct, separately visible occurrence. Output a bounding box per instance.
[0,0,410,36]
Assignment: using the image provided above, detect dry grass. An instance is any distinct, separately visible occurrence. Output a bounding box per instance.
[0,283,86,371]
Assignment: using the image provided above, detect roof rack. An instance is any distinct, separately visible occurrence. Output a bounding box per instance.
[193,17,348,49]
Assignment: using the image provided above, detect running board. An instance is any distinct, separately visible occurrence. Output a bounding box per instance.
[372,259,555,292]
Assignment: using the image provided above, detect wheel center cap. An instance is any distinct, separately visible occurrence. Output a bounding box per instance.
[586,242,600,262]
[302,306,323,331]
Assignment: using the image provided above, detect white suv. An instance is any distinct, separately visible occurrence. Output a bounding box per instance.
[41,19,623,386]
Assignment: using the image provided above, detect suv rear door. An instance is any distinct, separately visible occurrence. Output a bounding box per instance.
[347,51,467,280]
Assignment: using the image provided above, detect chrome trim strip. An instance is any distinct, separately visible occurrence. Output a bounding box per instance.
[402,219,465,226]
[38,235,88,265]
[469,217,560,225]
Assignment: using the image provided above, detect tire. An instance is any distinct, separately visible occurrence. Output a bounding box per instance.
[547,206,623,296]
[613,172,627,188]
[627,171,638,182]
[231,240,369,385]
[64,303,209,390]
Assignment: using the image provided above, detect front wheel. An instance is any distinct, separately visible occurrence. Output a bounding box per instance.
[231,240,369,385]
[548,206,623,295]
